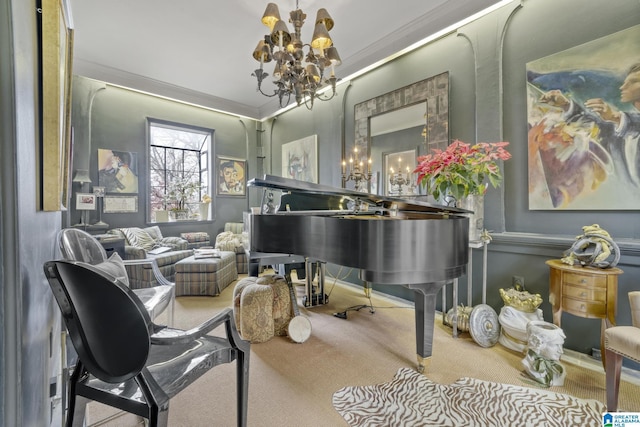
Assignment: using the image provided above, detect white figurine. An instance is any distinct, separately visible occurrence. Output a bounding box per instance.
[521,321,566,387]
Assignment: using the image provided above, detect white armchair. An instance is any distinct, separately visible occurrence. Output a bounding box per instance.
[215,222,249,274]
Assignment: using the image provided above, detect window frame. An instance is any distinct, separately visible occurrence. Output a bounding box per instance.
[146,118,214,224]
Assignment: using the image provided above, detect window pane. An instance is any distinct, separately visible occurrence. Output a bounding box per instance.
[148,120,213,222]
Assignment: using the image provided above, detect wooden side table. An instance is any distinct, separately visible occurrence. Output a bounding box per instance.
[546,259,622,368]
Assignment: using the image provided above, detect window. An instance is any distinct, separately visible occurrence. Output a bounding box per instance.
[148,119,213,222]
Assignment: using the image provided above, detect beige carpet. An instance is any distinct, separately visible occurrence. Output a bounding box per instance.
[86,273,640,426]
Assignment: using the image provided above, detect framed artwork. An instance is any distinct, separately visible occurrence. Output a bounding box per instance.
[103,195,138,213]
[348,73,449,191]
[217,156,246,196]
[282,135,318,183]
[98,149,139,193]
[370,172,379,195]
[75,193,96,210]
[40,0,74,211]
[527,24,640,210]
[92,186,106,197]
[383,149,417,196]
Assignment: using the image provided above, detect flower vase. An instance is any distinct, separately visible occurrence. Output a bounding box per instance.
[457,194,484,243]
[199,202,210,220]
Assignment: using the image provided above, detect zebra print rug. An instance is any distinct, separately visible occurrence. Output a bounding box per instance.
[333,368,606,426]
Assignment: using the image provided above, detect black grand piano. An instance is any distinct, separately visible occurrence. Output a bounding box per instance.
[248,175,469,372]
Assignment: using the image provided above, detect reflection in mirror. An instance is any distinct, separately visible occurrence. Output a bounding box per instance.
[347,72,449,196]
[371,103,425,196]
[383,148,418,196]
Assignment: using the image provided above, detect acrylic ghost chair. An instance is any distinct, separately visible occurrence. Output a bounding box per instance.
[57,228,175,325]
[43,259,250,427]
[604,291,640,411]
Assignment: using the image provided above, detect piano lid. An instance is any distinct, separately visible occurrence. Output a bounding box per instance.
[248,175,471,215]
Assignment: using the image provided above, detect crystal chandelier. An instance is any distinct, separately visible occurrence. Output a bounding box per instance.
[252,1,341,110]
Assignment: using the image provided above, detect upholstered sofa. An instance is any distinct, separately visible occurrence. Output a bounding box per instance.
[215,222,249,274]
[108,226,193,288]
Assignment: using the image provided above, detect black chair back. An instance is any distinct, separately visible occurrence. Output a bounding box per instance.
[44,260,151,383]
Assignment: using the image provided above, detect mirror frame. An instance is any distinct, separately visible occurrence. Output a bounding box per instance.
[346,72,450,190]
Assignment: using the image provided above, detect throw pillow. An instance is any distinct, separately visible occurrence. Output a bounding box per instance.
[120,227,157,250]
[215,231,241,252]
[91,252,129,287]
[160,236,187,251]
[144,225,163,240]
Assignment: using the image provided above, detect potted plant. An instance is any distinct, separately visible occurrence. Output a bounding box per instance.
[166,176,200,220]
[414,139,511,241]
[414,139,511,201]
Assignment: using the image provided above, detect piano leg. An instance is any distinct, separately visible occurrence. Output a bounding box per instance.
[409,282,447,373]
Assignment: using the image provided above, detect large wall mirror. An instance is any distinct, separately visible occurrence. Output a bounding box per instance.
[346,72,450,195]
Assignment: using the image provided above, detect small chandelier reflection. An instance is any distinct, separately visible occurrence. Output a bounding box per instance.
[342,147,372,192]
[252,1,341,110]
[388,158,417,196]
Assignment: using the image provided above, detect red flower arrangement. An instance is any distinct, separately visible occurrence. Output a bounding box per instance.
[414,140,511,201]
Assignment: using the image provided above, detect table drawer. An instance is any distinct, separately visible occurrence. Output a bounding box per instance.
[562,297,606,317]
[563,283,606,302]
[563,272,606,288]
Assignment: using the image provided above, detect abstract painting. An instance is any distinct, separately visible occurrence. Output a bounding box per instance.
[282,135,318,183]
[526,24,640,210]
[98,149,139,194]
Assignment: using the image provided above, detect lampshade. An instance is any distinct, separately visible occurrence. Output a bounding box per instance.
[253,40,272,63]
[325,46,342,66]
[270,20,291,47]
[305,64,320,83]
[72,169,92,184]
[273,62,288,79]
[311,22,332,51]
[261,3,281,30]
[315,8,334,31]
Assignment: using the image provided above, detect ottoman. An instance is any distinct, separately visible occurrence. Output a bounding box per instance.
[232,275,292,343]
[174,251,237,296]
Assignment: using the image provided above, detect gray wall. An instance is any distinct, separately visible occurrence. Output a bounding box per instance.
[1,0,64,425]
[267,0,640,363]
[4,2,639,425]
[70,77,261,238]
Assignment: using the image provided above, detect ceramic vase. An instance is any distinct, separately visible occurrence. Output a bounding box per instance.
[155,210,169,223]
[199,202,210,220]
[457,194,484,242]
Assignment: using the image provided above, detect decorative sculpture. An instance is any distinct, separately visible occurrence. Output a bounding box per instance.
[498,306,543,353]
[522,321,566,387]
[498,287,544,352]
[561,224,620,268]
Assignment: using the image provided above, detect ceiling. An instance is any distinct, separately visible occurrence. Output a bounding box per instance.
[69,0,507,120]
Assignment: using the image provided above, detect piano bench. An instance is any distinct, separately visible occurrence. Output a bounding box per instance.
[232,275,292,343]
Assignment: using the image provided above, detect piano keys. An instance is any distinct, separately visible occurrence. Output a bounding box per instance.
[248,175,469,372]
